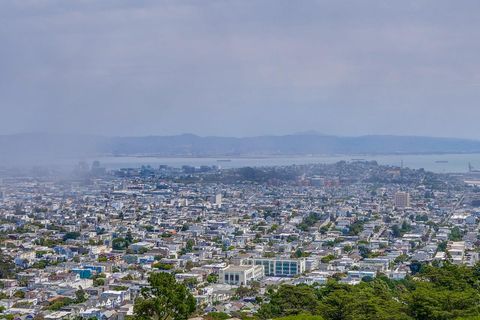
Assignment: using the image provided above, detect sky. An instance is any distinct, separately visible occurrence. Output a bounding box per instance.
[1,0,480,138]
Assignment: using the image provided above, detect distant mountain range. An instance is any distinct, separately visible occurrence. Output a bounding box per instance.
[1,133,480,163]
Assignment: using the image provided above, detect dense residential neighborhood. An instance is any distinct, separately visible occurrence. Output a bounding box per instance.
[1,160,480,320]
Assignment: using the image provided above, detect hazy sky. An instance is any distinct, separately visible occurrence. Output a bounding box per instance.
[1,0,480,138]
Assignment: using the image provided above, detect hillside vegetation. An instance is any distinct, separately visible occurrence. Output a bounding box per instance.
[258,262,480,320]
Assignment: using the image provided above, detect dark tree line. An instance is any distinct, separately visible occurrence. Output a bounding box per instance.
[258,262,480,320]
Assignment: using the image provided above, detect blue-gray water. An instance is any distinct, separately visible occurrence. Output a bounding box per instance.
[87,154,480,174]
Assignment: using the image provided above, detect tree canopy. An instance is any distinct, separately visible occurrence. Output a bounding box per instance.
[0,250,15,279]
[134,272,196,320]
[258,263,480,320]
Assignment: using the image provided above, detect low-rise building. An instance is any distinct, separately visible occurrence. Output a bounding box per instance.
[219,265,264,286]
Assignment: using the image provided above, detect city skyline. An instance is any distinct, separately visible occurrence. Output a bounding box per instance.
[2,2,480,319]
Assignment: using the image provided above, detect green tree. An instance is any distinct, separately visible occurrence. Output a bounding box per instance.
[392,225,402,238]
[437,241,448,252]
[152,262,174,270]
[406,282,480,319]
[348,221,365,236]
[207,273,218,284]
[449,227,464,241]
[294,248,305,258]
[48,297,74,311]
[92,274,106,287]
[112,237,128,250]
[93,278,105,286]
[125,230,134,244]
[343,245,353,254]
[75,287,87,303]
[258,284,320,319]
[275,315,324,320]
[0,250,15,279]
[321,255,336,263]
[257,263,480,320]
[205,312,230,320]
[235,285,259,299]
[134,272,196,320]
[318,281,411,320]
[63,231,81,241]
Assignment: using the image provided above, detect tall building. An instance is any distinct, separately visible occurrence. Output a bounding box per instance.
[215,193,222,206]
[394,191,410,209]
